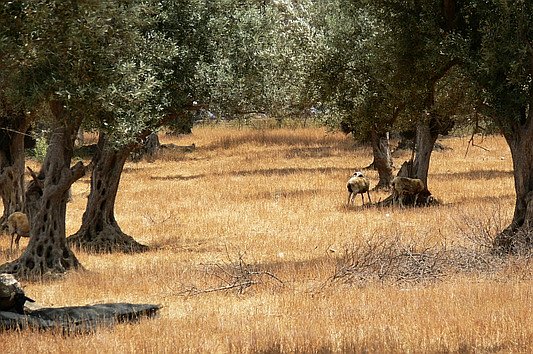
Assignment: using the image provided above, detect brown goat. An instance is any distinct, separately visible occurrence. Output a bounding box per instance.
[7,212,30,252]
[391,177,425,207]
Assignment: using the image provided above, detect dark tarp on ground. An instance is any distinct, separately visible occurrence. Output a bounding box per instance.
[0,303,161,333]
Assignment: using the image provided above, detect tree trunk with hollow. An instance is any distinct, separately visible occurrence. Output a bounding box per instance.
[0,102,84,279]
[370,128,393,190]
[68,133,148,253]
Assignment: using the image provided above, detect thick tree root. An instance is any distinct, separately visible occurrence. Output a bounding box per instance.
[68,227,149,254]
[374,190,438,208]
[0,252,83,280]
[493,227,533,255]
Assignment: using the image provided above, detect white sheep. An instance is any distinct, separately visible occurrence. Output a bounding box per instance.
[346,171,371,206]
[391,176,425,207]
[7,212,30,252]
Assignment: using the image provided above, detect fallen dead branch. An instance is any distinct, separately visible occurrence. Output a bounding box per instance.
[180,251,283,296]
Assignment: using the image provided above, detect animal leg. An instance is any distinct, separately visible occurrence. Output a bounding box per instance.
[361,193,365,206]
[15,234,21,250]
[367,191,372,204]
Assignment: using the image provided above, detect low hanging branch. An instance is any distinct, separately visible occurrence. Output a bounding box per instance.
[464,113,490,158]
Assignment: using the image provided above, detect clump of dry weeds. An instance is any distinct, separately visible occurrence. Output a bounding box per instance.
[326,204,531,289]
[180,251,284,296]
[329,238,447,286]
[327,237,516,289]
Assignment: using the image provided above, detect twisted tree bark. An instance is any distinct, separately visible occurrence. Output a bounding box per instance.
[494,109,533,253]
[0,111,32,227]
[68,133,148,253]
[370,128,393,190]
[0,101,84,279]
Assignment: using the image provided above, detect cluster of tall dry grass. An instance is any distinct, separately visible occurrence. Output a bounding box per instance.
[1,124,531,353]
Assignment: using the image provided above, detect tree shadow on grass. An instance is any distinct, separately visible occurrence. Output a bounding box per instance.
[205,133,355,151]
[283,146,352,159]
[150,167,354,182]
[223,166,353,177]
[150,174,207,181]
[432,169,513,180]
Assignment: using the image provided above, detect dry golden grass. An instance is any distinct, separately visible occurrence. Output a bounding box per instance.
[1,125,531,353]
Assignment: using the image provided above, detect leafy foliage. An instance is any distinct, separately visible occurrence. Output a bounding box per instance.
[462,1,533,131]
[195,0,322,118]
[312,1,476,140]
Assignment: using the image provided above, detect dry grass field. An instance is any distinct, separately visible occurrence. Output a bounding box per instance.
[1,123,531,353]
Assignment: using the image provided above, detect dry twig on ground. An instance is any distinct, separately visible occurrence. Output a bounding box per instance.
[180,251,283,296]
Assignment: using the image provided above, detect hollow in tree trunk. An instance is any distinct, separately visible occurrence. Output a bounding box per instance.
[0,112,32,227]
[68,133,148,253]
[0,102,85,279]
[370,128,393,190]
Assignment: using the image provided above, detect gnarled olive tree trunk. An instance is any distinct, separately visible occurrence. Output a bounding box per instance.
[68,133,148,253]
[399,61,457,185]
[0,102,84,279]
[370,128,393,190]
[0,112,32,227]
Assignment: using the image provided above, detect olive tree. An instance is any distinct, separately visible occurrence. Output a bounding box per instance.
[315,1,468,191]
[310,3,398,188]
[69,0,219,253]
[67,2,182,253]
[462,1,533,253]
[69,0,323,253]
[0,0,168,277]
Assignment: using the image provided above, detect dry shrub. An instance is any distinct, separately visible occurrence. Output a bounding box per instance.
[329,238,448,287]
[180,251,284,296]
[454,203,508,251]
[329,238,496,288]
[328,204,531,289]
[454,203,532,265]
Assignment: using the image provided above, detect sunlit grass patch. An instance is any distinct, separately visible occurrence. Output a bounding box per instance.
[2,126,531,353]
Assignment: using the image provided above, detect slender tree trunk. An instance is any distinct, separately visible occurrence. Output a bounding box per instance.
[370,128,393,189]
[68,133,148,253]
[0,113,31,227]
[0,102,85,279]
[411,115,440,185]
